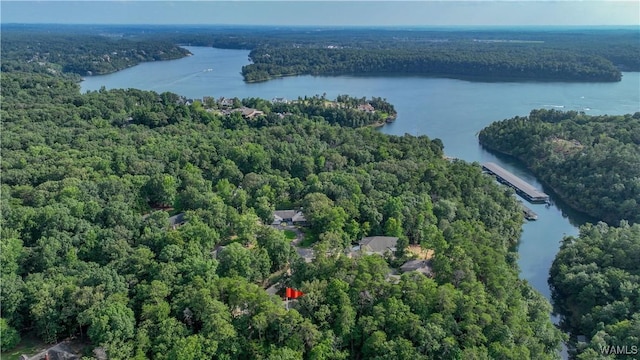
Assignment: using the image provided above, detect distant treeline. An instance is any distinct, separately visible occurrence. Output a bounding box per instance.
[2,24,639,82]
[1,30,190,76]
[241,46,622,83]
[479,109,640,224]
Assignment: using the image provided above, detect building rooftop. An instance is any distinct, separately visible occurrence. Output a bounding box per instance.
[400,259,433,276]
[272,210,306,225]
[168,213,186,228]
[359,236,398,255]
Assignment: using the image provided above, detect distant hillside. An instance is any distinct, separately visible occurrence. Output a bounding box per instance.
[241,46,623,83]
[1,30,190,76]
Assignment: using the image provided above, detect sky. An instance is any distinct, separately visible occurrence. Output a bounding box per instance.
[2,1,639,27]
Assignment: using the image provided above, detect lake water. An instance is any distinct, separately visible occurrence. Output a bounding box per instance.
[81,46,640,302]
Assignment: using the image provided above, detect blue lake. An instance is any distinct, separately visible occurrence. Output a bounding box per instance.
[82,46,640,303]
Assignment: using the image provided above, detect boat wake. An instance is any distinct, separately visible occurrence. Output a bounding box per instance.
[164,71,204,86]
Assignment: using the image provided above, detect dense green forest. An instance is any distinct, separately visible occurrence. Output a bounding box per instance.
[549,222,640,359]
[1,30,189,76]
[233,28,638,82]
[241,46,621,83]
[0,36,567,359]
[478,109,640,224]
[3,24,639,82]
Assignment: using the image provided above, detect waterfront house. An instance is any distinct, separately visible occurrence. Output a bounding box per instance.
[357,103,375,112]
[241,107,265,119]
[218,97,235,108]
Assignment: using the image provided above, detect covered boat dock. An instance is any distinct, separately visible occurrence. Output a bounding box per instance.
[482,162,549,203]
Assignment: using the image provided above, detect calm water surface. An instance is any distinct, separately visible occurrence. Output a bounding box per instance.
[82,46,640,302]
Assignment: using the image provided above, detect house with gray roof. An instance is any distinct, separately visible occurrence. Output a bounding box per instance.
[241,107,264,119]
[218,97,235,108]
[399,259,434,277]
[271,210,307,226]
[168,213,187,229]
[359,236,398,256]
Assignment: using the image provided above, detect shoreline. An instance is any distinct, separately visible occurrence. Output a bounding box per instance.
[240,69,623,84]
[78,52,191,78]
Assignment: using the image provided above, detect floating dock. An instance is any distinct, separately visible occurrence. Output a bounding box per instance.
[518,202,538,220]
[482,162,549,203]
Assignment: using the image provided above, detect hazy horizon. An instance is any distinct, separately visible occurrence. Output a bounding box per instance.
[2,1,639,27]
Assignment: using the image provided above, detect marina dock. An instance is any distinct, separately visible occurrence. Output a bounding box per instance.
[518,202,538,220]
[482,162,549,203]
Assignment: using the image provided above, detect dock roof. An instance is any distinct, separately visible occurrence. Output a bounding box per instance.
[482,162,548,201]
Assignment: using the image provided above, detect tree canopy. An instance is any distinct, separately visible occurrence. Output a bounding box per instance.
[549,222,640,359]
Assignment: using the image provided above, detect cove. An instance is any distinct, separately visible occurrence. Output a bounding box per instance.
[81,46,640,303]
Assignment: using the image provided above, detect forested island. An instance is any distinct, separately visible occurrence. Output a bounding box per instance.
[478,109,640,225]
[241,46,621,83]
[3,24,639,82]
[0,33,568,359]
[549,222,640,359]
